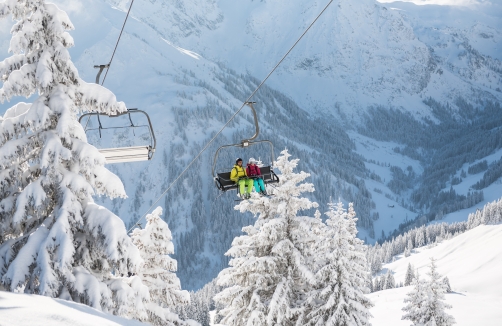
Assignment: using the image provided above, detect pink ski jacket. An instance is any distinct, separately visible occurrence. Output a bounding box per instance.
[246,164,262,177]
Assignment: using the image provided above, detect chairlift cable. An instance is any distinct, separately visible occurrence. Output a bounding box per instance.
[83,0,136,131]
[243,0,335,104]
[101,0,136,86]
[127,0,335,233]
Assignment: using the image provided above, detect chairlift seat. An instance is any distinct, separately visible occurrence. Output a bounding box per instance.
[215,166,279,192]
[99,146,153,164]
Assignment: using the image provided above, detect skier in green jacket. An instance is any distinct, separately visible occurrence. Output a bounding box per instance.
[230,158,253,199]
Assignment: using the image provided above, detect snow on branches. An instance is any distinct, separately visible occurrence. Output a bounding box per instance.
[215,149,320,325]
[0,0,140,318]
[402,258,455,326]
[307,202,373,326]
[131,207,194,326]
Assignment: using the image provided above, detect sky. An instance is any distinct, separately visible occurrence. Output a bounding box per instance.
[378,0,489,6]
[377,0,502,17]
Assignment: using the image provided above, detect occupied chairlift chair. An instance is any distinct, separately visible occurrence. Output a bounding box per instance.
[78,64,157,164]
[213,102,279,193]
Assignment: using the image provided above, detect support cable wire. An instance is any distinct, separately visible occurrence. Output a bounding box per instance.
[127,0,334,233]
[101,0,135,86]
[83,0,135,130]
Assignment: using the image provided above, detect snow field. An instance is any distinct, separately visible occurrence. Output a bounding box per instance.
[369,224,502,325]
[370,287,501,326]
[0,291,145,326]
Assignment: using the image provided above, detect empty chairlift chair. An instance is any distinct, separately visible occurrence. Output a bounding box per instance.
[79,109,156,164]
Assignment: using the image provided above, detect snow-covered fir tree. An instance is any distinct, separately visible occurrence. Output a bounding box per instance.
[467,198,502,228]
[372,278,380,292]
[415,229,425,248]
[384,269,395,290]
[379,276,386,291]
[407,238,414,252]
[214,149,320,326]
[402,270,428,325]
[442,276,452,293]
[0,0,143,317]
[421,258,456,326]
[175,278,224,326]
[307,201,373,325]
[404,241,412,257]
[405,263,415,286]
[131,207,195,326]
[366,267,374,293]
[402,259,455,326]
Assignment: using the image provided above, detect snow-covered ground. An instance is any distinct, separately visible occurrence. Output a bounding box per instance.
[369,223,502,325]
[208,223,502,325]
[0,291,146,326]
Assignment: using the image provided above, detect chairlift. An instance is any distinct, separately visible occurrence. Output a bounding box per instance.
[213,102,279,192]
[78,65,157,164]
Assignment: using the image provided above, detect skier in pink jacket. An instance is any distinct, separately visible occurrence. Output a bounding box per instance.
[246,158,267,195]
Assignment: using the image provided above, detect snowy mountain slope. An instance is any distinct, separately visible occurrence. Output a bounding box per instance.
[386,1,502,99]
[349,131,421,241]
[350,116,502,242]
[432,146,502,224]
[0,291,146,326]
[104,0,429,117]
[0,0,501,291]
[103,0,502,119]
[369,223,502,325]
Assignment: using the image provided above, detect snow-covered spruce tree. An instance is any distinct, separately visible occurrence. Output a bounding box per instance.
[421,258,455,326]
[307,201,373,325]
[372,278,380,292]
[442,276,452,293]
[404,243,411,257]
[0,0,144,316]
[131,207,196,326]
[402,260,455,326]
[402,270,427,325]
[214,149,320,325]
[384,269,395,290]
[405,263,415,286]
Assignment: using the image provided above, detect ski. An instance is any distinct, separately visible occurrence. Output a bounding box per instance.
[235,195,274,201]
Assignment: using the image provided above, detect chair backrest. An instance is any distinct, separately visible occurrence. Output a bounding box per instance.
[216,171,237,191]
[216,172,235,187]
[260,166,279,184]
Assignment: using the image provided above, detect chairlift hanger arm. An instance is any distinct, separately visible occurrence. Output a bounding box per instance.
[94,64,110,84]
[244,101,259,143]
